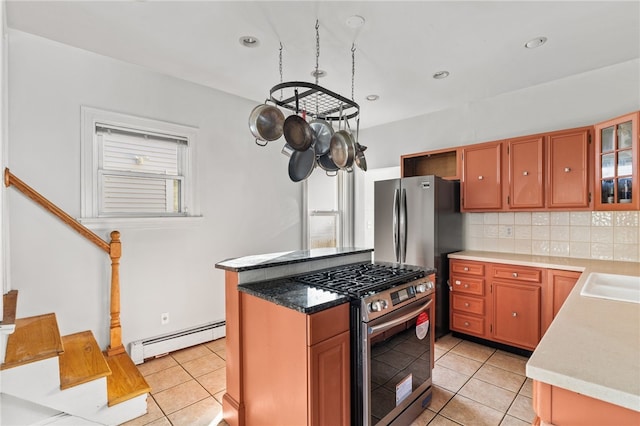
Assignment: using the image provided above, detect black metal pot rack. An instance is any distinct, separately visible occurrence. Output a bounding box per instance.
[269,81,360,121]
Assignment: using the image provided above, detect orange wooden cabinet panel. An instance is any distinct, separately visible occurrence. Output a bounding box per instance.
[449,259,489,339]
[241,294,350,426]
[451,260,485,276]
[451,293,485,316]
[533,380,640,426]
[508,135,545,209]
[541,269,581,336]
[594,111,639,210]
[462,141,503,211]
[546,127,592,209]
[492,281,541,350]
[492,264,542,283]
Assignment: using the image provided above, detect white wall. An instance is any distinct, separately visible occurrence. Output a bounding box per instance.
[6,30,302,349]
[359,59,640,169]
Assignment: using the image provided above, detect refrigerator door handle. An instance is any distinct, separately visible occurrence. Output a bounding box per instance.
[400,188,408,263]
[393,188,400,262]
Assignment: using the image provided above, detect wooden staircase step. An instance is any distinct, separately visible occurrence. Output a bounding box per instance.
[105,351,151,407]
[2,290,18,325]
[1,313,63,370]
[58,331,112,390]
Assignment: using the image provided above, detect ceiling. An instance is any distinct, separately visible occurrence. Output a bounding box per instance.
[6,1,640,129]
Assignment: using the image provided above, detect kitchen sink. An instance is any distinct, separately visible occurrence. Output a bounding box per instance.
[580,272,640,304]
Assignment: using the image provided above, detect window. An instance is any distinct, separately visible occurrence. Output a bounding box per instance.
[80,107,200,228]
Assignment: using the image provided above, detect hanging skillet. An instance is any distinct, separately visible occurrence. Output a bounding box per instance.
[329,106,356,171]
[288,147,316,182]
[283,89,315,152]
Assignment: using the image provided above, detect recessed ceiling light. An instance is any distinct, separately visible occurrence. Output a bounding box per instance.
[525,36,547,49]
[311,69,327,79]
[366,94,379,101]
[433,71,450,80]
[346,15,366,28]
[239,36,260,48]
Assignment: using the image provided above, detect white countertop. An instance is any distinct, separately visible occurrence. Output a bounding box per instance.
[449,251,640,412]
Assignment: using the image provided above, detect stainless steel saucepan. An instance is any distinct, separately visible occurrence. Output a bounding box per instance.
[248,103,284,146]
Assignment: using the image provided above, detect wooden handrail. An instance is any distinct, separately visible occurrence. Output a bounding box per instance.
[4,168,109,253]
[4,167,124,355]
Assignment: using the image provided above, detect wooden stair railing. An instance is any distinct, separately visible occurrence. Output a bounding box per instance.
[4,168,125,356]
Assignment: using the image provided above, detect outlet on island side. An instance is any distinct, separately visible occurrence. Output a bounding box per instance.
[161,312,170,325]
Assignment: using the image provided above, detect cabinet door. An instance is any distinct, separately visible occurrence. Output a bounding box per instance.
[309,331,350,426]
[594,111,639,210]
[547,128,591,208]
[508,136,544,208]
[462,142,503,210]
[542,269,581,335]
[492,281,541,350]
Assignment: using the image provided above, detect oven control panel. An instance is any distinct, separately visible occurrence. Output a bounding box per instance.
[362,274,435,321]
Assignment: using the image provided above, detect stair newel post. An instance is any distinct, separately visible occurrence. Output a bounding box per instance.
[107,230,125,356]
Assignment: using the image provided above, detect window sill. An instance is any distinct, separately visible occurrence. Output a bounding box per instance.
[77,215,204,231]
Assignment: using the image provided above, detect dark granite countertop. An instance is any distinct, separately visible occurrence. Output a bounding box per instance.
[215,247,373,272]
[238,278,349,314]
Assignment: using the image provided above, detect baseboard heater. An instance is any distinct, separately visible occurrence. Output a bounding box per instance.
[129,321,226,365]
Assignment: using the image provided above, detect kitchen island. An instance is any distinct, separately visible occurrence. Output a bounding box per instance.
[215,248,372,426]
[449,251,640,425]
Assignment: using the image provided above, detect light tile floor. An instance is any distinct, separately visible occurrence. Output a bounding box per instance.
[122,334,534,426]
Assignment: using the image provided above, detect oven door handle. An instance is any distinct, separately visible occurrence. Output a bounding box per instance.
[368,299,433,335]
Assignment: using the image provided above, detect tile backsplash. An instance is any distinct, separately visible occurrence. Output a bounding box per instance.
[463,211,640,262]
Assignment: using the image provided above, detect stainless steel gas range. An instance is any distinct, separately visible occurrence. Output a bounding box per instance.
[296,261,436,426]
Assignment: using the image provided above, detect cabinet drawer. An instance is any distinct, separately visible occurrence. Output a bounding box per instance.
[450,276,484,296]
[451,261,484,276]
[492,264,542,283]
[452,313,484,336]
[452,294,485,316]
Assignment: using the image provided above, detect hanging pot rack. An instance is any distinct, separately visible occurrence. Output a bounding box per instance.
[269,81,359,121]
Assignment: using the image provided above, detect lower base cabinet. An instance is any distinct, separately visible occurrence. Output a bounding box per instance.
[241,294,350,426]
[533,380,640,425]
[492,281,540,350]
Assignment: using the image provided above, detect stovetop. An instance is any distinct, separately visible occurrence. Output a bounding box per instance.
[294,262,426,298]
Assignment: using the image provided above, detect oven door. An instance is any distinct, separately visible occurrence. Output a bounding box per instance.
[362,297,434,426]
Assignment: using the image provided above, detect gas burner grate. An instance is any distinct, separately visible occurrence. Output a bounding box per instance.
[295,263,425,298]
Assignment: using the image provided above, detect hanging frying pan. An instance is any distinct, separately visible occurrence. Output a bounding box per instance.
[309,118,334,156]
[283,89,315,151]
[288,147,316,182]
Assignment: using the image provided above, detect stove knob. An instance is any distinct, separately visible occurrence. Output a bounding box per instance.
[416,283,427,293]
[369,300,388,312]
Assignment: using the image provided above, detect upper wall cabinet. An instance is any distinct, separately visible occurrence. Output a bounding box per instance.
[507,135,545,209]
[546,127,592,209]
[401,147,461,180]
[462,142,503,211]
[594,111,639,210]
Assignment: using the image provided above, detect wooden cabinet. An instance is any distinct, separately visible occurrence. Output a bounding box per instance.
[508,135,545,209]
[547,127,592,209]
[402,147,461,180]
[491,264,542,350]
[449,259,488,338]
[242,296,350,426]
[462,142,503,211]
[533,380,640,425]
[594,111,639,210]
[506,127,592,210]
[542,269,581,335]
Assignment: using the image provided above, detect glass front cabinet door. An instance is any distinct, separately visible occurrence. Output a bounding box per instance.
[594,112,639,210]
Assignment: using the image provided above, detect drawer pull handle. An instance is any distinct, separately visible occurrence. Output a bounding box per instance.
[464,284,469,289]
[478,175,484,180]
[564,167,571,173]
[464,302,470,307]
[512,312,518,317]
[512,272,518,278]
[464,321,470,327]
[523,171,529,176]
[455,280,461,285]
[463,267,469,271]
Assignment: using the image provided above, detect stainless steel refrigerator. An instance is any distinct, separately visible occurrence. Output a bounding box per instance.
[374,175,462,339]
